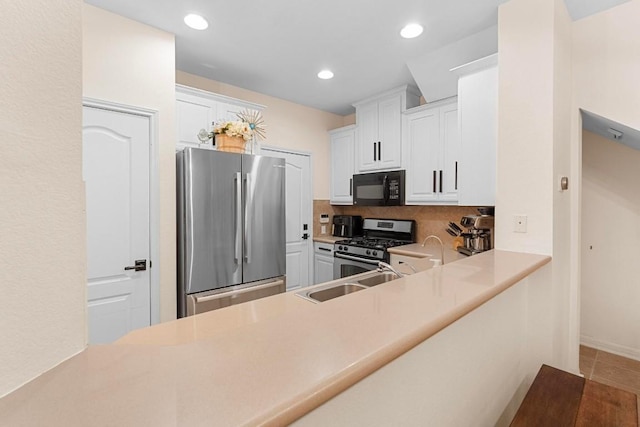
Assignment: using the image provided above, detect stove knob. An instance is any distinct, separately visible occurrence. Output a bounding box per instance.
[338,245,343,251]
[372,251,378,257]
[344,247,348,252]
[366,250,371,255]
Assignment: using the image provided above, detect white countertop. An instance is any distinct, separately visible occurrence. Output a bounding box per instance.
[0,250,550,426]
[313,235,342,244]
[388,242,467,264]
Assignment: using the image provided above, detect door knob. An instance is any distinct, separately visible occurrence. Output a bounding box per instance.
[124,259,147,271]
[301,233,309,240]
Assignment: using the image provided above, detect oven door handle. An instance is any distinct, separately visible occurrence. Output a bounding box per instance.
[334,252,380,266]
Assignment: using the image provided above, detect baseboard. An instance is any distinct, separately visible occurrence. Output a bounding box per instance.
[580,335,640,362]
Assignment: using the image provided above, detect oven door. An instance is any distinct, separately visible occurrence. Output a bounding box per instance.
[333,252,379,280]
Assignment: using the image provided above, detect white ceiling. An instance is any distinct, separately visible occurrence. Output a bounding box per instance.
[84,0,630,116]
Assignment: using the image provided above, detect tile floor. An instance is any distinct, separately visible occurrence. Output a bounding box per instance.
[580,345,640,410]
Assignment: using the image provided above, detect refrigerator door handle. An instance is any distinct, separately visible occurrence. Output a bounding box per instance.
[244,173,252,264]
[234,172,242,264]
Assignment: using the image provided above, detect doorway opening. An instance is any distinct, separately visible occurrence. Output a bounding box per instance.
[579,110,640,365]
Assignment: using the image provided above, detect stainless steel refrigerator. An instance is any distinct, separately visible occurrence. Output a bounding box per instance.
[177,148,286,317]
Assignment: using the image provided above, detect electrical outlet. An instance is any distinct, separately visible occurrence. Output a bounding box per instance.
[319,214,329,224]
[321,225,327,235]
[514,215,527,233]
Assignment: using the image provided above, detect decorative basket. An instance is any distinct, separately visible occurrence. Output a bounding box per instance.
[215,134,246,153]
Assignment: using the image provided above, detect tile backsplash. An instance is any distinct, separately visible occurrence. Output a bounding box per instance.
[313,200,480,247]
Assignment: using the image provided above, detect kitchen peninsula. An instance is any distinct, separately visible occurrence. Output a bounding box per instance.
[0,250,550,426]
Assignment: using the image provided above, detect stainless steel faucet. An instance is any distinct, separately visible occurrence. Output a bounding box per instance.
[398,261,418,273]
[377,261,404,277]
[420,235,445,265]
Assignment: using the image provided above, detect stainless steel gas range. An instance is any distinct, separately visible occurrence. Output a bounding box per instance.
[333,218,416,280]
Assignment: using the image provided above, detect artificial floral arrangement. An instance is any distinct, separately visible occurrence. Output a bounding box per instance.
[212,120,253,140]
[197,109,266,144]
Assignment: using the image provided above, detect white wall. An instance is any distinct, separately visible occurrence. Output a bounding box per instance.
[550,0,575,370]
[581,131,640,359]
[571,0,640,361]
[176,71,345,200]
[496,0,556,256]
[0,0,86,397]
[83,5,177,322]
[497,0,573,370]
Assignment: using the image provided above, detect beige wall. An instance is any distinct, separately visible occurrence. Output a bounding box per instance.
[572,0,640,132]
[497,0,556,255]
[573,0,640,359]
[581,131,640,359]
[0,1,85,396]
[497,0,640,373]
[176,71,345,199]
[83,5,177,322]
[497,0,573,370]
[550,0,574,370]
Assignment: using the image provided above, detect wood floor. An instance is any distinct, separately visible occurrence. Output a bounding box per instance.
[580,345,640,395]
[580,344,640,421]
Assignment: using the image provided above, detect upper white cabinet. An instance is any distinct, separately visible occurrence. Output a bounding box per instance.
[451,54,498,206]
[176,90,216,149]
[329,125,356,205]
[403,98,460,205]
[175,84,265,151]
[353,86,420,172]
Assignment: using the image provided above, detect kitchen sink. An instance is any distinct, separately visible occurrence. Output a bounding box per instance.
[356,272,400,287]
[296,270,405,304]
[297,283,367,303]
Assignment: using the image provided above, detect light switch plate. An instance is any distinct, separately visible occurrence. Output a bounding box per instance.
[514,215,528,233]
[319,214,329,224]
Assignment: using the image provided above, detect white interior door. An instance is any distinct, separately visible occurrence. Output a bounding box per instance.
[261,148,312,291]
[83,106,151,344]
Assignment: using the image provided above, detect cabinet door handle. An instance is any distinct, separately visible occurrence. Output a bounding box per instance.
[349,178,352,196]
[378,141,382,161]
[318,247,332,252]
[439,170,443,193]
[433,170,436,193]
[373,142,377,161]
[455,161,458,190]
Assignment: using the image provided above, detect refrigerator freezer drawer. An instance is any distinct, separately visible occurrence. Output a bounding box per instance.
[186,277,286,316]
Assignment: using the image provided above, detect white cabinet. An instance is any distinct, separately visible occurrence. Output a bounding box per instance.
[451,54,498,206]
[354,86,420,172]
[176,91,216,149]
[403,98,460,205]
[175,84,265,152]
[329,125,356,205]
[313,242,334,284]
[217,102,245,122]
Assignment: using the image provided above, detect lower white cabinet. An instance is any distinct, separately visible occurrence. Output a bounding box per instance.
[329,125,356,205]
[313,242,334,284]
[403,97,460,205]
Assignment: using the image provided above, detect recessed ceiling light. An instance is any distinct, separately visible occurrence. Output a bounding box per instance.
[317,70,334,80]
[400,23,423,39]
[184,14,209,30]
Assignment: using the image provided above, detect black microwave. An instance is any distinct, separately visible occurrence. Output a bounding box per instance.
[352,170,405,206]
